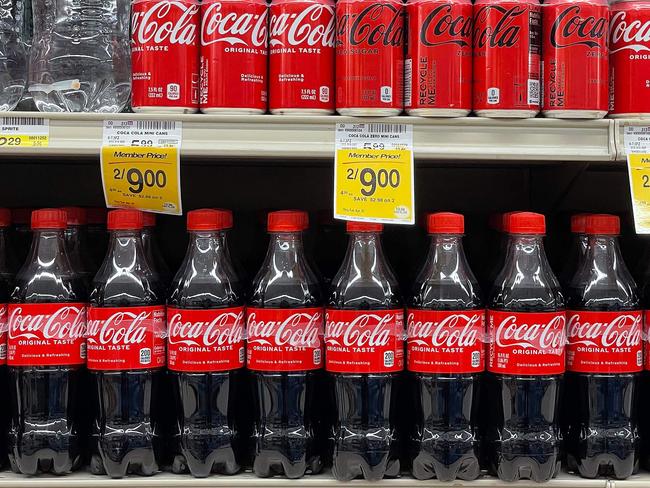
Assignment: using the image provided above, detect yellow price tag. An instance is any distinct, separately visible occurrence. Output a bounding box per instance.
[334,148,414,223]
[628,153,650,232]
[101,146,182,215]
[0,134,49,147]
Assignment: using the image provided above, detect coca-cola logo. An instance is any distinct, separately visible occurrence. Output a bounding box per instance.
[326,312,396,348]
[270,4,335,48]
[407,312,481,347]
[201,1,267,47]
[419,4,472,48]
[474,5,524,48]
[494,314,566,349]
[567,313,642,348]
[247,311,322,348]
[132,0,199,46]
[87,310,160,346]
[610,10,650,53]
[168,310,244,347]
[336,3,405,47]
[550,5,606,49]
[9,306,86,341]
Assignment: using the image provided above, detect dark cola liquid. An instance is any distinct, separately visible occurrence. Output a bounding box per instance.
[89,231,165,478]
[407,234,482,481]
[248,233,324,478]
[564,235,640,479]
[9,229,86,474]
[328,231,402,482]
[486,235,563,482]
[167,230,245,477]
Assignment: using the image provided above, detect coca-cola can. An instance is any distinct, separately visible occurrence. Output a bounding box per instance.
[610,0,650,117]
[542,0,609,118]
[335,0,406,116]
[269,0,335,114]
[200,0,269,114]
[405,0,472,117]
[131,0,200,113]
[473,0,542,118]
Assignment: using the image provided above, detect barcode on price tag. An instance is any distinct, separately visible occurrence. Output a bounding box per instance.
[0,117,49,147]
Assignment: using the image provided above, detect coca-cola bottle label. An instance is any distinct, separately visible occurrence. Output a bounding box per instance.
[406,309,485,374]
[167,306,245,372]
[565,310,642,373]
[7,303,87,366]
[645,310,650,371]
[487,310,566,375]
[246,307,324,371]
[0,304,7,364]
[325,309,404,373]
[86,306,167,370]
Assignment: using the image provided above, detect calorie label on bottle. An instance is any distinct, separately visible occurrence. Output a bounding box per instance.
[86,306,167,371]
[406,309,485,373]
[246,307,324,371]
[487,310,566,375]
[7,303,87,366]
[0,304,7,364]
[567,310,643,373]
[325,309,404,373]
[167,306,245,372]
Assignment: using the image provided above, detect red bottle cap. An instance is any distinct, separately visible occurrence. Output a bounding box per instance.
[570,213,588,234]
[501,211,520,234]
[346,221,383,233]
[508,212,545,235]
[0,209,11,227]
[427,212,464,234]
[107,209,144,231]
[142,212,156,227]
[31,209,67,230]
[62,207,87,226]
[585,214,620,235]
[187,209,233,231]
[12,208,31,226]
[86,207,107,225]
[268,210,308,232]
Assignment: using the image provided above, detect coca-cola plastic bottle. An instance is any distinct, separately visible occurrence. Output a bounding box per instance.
[485,211,565,482]
[167,209,245,477]
[62,207,96,285]
[87,209,166,478]
[641,257,650,470]
[7,208,87,475]
[142,212,171,286]
[0,209,11,466]
[325,222,403,481]
[564,214,641,479]
[407,212,484,481]
[559,213,589,288]
[247,210,324,478]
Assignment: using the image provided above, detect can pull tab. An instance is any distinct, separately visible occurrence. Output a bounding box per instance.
[28,79,81,93]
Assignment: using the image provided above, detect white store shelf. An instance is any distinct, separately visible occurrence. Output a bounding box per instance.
[0,113,617,162]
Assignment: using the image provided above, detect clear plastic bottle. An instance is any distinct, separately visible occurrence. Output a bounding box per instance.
[62,207,96,285]
[142,212,171,286]
[28,0,130,112]
[0,209,15,467]
[0,0,26,110]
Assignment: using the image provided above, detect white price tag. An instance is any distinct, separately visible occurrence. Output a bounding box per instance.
[102,119,182,148]
[624,126,650,233]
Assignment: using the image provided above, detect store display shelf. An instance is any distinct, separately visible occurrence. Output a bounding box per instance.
[0,112,616,162]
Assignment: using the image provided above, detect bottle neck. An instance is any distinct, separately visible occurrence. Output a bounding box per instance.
[424,234,466,275]
[503,234,549,272]
[27,229,70,268]
[187,230,235,276]
[104,230,148,272]
[264,232,307,272]
[578,234,634,290]
[345,232,385,278]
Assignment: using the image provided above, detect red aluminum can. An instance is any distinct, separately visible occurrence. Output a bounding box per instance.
[269,0,336,114]
[335,0,406,116]
[131,0,200,113]
[200,0,268,114]
[473,0,541,118]
[542,0,609,118]
[610,0,650,117]
[405,0,473,116]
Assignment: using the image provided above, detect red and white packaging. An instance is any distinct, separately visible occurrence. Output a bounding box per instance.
[487,310,566,375]
[269,0,335,114]
[645,310,650,370]
[0,304,7,364]
[542,0,609,118]
[567,311,642,373]
[405,0,473,116]
[131,0,200,113]
[200,0,268,114]
[335,0,405,116]
[407,309,485,373]
[167,307,245,372]
[7,303,86,367]
[86,306,167,371]
[610,0,650,117]
[325,309,404,373]
[473,0,542,117]
[246,307,323,371]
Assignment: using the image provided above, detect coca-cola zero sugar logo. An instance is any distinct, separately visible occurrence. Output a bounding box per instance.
[270,3,335,48]
[419,4,472,47]
[610,10,650,53]
[201,1,268,47]
[550,5,606,49]
[132,0,199,46]
[336,3,405,46]
[474,5,525,48]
